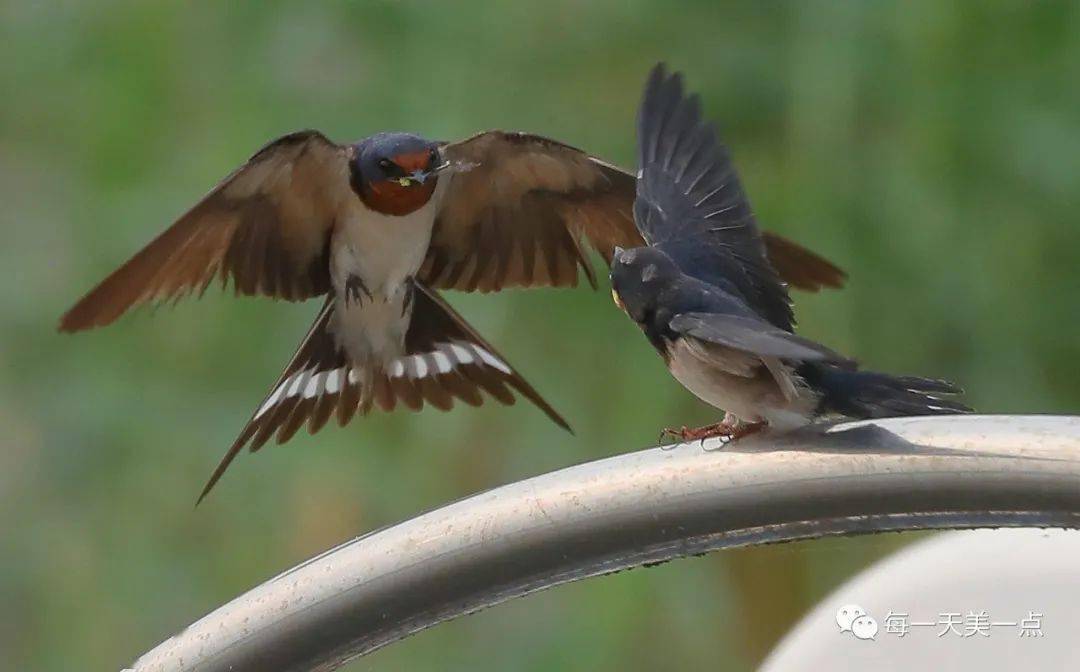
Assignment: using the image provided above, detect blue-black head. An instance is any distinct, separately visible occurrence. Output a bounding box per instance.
[609,245,682,322]
[349,132,447,216]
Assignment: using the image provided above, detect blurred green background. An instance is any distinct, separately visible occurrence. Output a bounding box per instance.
[2,1,1079,670]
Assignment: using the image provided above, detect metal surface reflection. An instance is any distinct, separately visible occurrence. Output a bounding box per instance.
[127,415,1080,672]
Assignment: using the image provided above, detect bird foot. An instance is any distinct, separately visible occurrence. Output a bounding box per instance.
[659,419,765,445]
[344,274,373,307]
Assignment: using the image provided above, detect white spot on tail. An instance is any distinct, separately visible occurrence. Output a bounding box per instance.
[448,343,475,365]
[257,368,315,419]
[303,372,325,399]
[431,351,453,374]
[383,342,510,381]
[475,346,511,375]
[324,369,341,395]
[410,356,429,379]
[258,376,290,417]
[287,370,309,397]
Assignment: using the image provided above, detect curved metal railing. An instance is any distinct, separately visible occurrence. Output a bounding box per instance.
[126,414,1080,671]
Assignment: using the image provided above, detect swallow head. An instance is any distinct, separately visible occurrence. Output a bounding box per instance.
[609,246,680,322]
[349,132,447,216]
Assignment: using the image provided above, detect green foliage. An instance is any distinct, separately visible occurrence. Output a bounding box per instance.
[1,2,1077,669]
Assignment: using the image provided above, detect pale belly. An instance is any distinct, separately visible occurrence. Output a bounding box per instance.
[666,338,817,429]
[667,340,764,420]
[329,195,440,365]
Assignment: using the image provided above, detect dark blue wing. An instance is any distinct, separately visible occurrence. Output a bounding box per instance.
[669,313,850,363]
[634,64,795,331]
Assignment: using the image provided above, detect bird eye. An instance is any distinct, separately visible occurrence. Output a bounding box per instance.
[428,148,439,165]
[377,158,393,172]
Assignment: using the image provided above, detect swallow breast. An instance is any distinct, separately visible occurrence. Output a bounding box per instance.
[329,182,447,365]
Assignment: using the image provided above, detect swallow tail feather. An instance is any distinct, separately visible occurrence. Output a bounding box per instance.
[197,282,568,504]
[799,362,972,420]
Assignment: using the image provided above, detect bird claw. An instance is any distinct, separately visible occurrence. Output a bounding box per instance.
[659,422,734,445]
[344,274,373,307]
[658,419,765,447]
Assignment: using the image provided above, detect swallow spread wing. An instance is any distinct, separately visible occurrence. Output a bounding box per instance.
[610,64,969,442]
[423,130,845,294]
[59,112,848,498]
[60,131,347,331]
[61,130,845,333]
[633,67,795,331]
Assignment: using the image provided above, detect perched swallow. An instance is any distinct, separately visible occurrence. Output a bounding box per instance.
[59,124,846,500]
[610,65,970,441]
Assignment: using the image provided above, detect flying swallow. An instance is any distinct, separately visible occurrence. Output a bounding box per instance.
[610,65,970,442]
[59,123,847,500]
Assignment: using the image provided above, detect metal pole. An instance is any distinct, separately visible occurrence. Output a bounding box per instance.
[126,415,1080,672]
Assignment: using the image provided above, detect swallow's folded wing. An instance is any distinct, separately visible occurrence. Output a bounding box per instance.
[60,130,349,332]
[669,312,851,364]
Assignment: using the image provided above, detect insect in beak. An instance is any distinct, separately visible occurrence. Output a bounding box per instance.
[394,165,442,188]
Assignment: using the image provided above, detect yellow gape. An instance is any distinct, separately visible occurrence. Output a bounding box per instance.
[611,288,626,312]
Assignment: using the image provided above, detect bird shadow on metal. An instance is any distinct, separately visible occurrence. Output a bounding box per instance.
[709,419,1080,464]
[126,415,1080,672]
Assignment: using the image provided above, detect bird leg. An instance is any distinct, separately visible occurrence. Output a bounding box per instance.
[344,273,373,307]
[726,420,766,440]
[659,413,766,444]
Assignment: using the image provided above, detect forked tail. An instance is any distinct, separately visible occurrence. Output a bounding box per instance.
[800,362,972,420]
[197,283,569,504]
